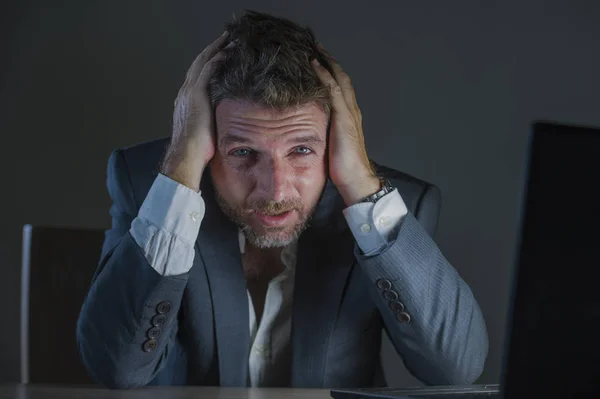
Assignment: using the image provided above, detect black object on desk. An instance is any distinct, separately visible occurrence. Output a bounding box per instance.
[331,384,499,399]
[332,122,600,399]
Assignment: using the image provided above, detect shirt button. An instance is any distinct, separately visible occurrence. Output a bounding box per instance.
[360,224,371,233]
[189,211,200,222]
[254,344,267,356]
[378,216,390,226]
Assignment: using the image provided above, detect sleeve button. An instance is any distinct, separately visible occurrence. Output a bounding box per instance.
[147,327,162,340]
[383,290,399,301]
[397,312,411,324]
[389,301,405,312]
[376,279,392,291]
[151,314,167,327]
[156,301,172,314]
[142,339,158,352]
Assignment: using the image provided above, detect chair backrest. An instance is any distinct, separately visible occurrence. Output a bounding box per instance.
[21,225,104,384]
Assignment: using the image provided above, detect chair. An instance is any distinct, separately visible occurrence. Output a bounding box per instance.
[20,225,104,384]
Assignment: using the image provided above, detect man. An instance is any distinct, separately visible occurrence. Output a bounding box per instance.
[76,11,488,389]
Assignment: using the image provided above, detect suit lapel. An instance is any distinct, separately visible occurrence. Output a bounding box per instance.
[196,173,249,387]
[290,220,356,387]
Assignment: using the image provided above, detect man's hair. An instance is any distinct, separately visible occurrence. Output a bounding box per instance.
[209,10,332,115]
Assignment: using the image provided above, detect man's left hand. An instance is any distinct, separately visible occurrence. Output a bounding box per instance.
[311,47,381,206]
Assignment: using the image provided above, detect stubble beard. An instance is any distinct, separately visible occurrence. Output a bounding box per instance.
[214,191,315,249]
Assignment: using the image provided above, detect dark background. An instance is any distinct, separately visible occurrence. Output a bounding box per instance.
[2,0,599,386]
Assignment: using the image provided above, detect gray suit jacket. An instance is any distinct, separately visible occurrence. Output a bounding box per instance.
[76,138,488,389]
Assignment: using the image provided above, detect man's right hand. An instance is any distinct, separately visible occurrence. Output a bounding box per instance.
[160,31,233,192]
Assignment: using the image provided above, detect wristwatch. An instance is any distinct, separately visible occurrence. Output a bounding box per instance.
[360,178,396,203]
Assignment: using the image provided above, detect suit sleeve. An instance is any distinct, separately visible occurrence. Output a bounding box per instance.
[76,150,190,389]
[354,185,488,385]
[414,184,441,238]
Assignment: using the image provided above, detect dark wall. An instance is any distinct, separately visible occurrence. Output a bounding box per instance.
[2,0,598,386]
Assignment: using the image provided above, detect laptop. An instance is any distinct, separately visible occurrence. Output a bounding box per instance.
[331,121,600,399]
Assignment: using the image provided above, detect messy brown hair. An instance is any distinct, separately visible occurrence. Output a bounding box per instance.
[209,10,333,116]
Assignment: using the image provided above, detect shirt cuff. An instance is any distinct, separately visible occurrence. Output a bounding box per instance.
[129,174,205,276]
[137,173,205,244]
[342,189,408,256]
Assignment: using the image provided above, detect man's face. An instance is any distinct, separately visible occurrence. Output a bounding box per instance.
[210,99,329,248]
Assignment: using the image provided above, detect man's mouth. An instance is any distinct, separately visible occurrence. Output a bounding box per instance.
[254,210,295,226]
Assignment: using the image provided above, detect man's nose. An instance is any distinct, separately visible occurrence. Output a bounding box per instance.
[256,158,292,202]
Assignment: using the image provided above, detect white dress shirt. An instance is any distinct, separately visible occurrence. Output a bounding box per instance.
[130,173,408,386]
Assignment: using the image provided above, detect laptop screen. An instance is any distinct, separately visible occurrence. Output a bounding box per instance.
[503,122,600,397]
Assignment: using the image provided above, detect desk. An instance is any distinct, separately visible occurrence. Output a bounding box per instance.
[0,385,332,399]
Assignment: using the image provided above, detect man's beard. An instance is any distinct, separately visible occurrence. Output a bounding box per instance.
[214,191,314,249]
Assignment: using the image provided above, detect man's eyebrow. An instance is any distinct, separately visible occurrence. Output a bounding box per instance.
[218,133,251,147]
[218,133,325,146]
[285,134,325,146]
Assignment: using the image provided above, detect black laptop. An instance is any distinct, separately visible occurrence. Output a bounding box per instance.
[331,121,600,399]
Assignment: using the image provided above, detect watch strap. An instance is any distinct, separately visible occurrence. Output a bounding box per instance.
[360,178,396,203]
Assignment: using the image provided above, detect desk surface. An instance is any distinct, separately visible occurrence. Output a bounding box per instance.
[0,385,332,399]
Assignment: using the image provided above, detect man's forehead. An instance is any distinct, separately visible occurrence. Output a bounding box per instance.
[215,99,327,124]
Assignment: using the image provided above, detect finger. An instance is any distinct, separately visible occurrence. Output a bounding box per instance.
[196,41,236,87]
[335,68,360,117]
[316,42,336,62]
[176,39,234,105]
[312,58,353,119]
[184,31,230,85]
[313,51,360,120]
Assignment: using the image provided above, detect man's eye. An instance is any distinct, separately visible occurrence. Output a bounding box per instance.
[232,148,252,157]
[294,147,312,155]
